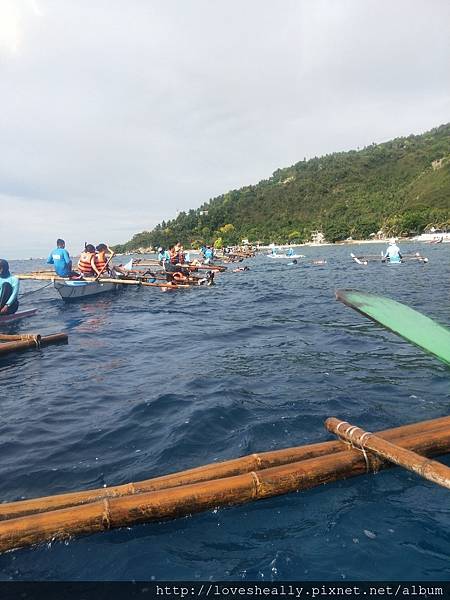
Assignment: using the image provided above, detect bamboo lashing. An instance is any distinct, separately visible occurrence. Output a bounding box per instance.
[0,333,67,356]
[326,418,450,490]
[0,417,449,552]
[1,414,449,521]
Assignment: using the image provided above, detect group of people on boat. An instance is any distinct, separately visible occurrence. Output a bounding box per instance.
[157,242,190,270]
[158,243,214,269]
[47,239,120,279]
[155,242,215,285]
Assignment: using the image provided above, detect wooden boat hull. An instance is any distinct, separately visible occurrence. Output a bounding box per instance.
[54,280,117,301]
[0,309,37,325]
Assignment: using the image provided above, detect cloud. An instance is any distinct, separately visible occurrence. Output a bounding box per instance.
[0,0,449,257]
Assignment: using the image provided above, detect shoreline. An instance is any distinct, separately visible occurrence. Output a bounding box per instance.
[10,237,449,261]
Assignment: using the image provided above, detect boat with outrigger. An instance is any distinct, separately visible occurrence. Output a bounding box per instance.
[0,291,448,551]
[351,251,428,266]
[17,259,222,302]
[267,245,305,259]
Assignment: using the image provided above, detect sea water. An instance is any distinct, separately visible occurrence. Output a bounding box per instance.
[0,243,449,581]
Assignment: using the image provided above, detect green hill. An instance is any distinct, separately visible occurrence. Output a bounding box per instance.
[116,123,450,250]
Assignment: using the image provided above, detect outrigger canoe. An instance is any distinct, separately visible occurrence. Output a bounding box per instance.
[0,309,37,325]
[351,251,428,265]
[53,280,118,301]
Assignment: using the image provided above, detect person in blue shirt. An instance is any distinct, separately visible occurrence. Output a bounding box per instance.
[157,247,170,265]
[0,259,19,315]
[47,239,74,277]
[383,239,402,263]
[203,246,214,264]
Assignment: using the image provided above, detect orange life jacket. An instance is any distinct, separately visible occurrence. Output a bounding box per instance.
[94,251,108,273]
[78,252,95,275]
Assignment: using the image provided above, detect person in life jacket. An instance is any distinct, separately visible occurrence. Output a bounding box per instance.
[94,244,113,277]
[384,239,402,263]
[0,259,19,315]
[164,245,180,276]
[177,243,186,265]
[77,244,96,276]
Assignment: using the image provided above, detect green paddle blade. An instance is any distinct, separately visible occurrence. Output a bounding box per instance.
[336,289,450,365]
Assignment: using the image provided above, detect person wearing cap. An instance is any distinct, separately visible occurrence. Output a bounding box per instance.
[0,259,19,315]
[384,238,402,263]
[47,238,74,277]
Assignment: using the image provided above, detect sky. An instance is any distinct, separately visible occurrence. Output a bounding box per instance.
[0,0,449,258]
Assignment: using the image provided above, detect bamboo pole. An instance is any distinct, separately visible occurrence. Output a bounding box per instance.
[0,425,449,553]
[1,415,449,521]
[16,274,190,289]
[39,333,68,347]
[326,418,450,490]
[0,333,67,356]
[0,333,40,341]
[134,261,227,272]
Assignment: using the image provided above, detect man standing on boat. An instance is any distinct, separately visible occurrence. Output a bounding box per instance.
[47,239,74,277]
[0,259,19,315]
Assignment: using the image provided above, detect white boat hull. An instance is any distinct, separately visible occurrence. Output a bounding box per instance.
[54,280,118,301]
[268,254,304,259]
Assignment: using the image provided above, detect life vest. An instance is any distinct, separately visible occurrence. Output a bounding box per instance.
[78,252,95,275]
[172,272,188,283]
[169,251,178,265]
[94,251,109,273]
[177,252,185,264]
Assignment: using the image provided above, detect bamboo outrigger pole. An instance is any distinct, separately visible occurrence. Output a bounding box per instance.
[326,418,450,490]
[0,418,449,552]
[1,414,450,521]
[0,333,68,356]
[16,274,190,289]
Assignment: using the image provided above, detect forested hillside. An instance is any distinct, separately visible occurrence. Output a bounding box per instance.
[116,123,450,250]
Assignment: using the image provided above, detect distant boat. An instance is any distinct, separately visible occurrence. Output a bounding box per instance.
[53,280,117,301]
[268,253,305,259]
[412,230,450,242]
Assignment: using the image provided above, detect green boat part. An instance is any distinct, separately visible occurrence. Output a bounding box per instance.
[336,289,450,366]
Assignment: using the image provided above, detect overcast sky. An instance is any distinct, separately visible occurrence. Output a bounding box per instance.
[0,0,449,258]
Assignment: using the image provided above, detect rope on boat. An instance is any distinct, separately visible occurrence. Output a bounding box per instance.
[21,281,53,297]
[335,420,372,473]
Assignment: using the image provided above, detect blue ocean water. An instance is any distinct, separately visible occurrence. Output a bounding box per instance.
[0,243,449,581]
